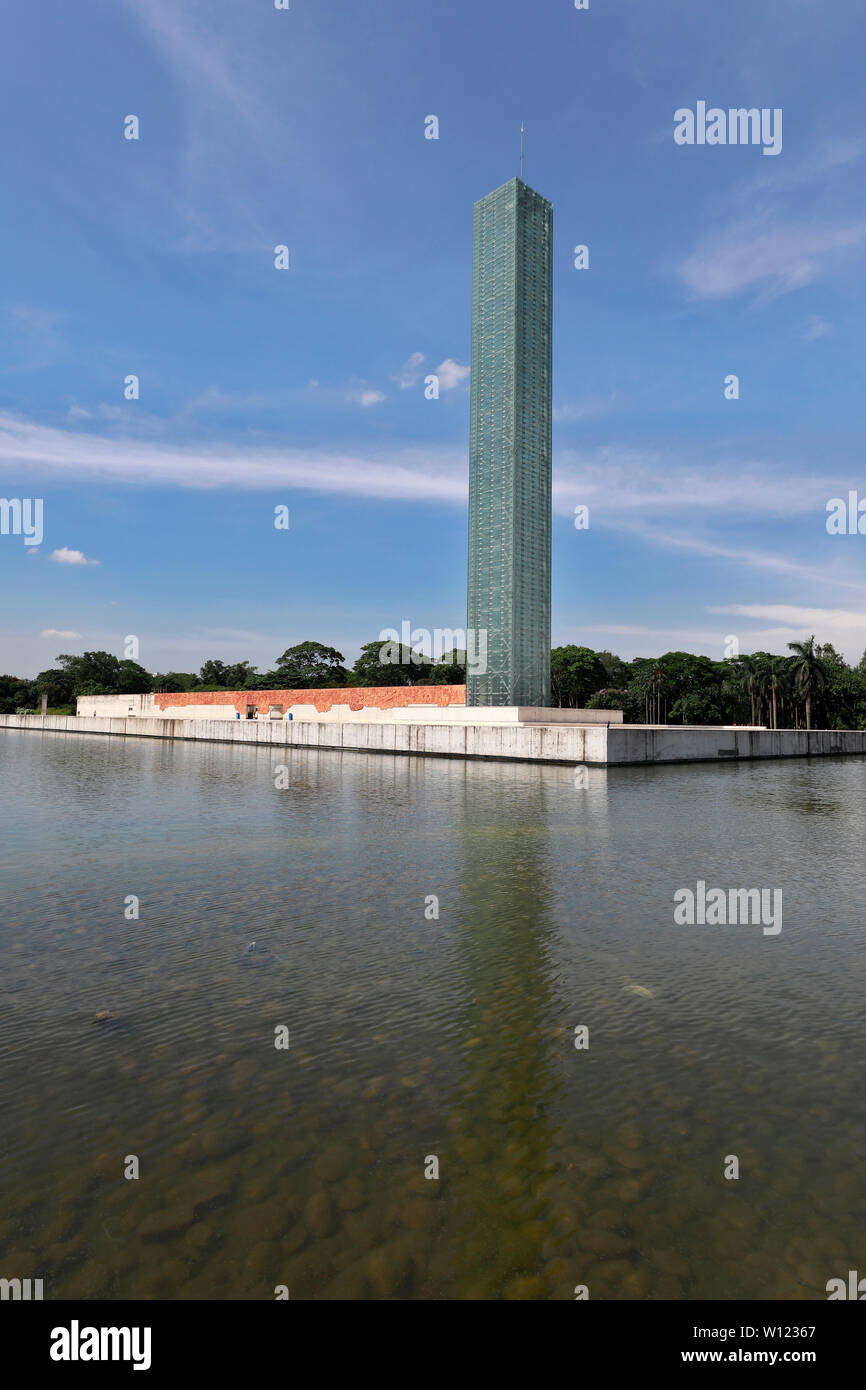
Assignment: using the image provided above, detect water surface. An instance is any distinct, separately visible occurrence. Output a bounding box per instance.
[1,729,864,1299]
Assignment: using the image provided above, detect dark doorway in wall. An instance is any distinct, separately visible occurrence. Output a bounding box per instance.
[246,705,256,720]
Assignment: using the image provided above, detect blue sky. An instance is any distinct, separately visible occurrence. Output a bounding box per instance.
[2,0,866,677]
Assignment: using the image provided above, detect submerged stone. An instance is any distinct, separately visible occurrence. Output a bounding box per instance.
[304,1191,336,1239]
[138,1205,195,1239]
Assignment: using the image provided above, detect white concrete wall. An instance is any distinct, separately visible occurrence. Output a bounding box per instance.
[604,725,866,764]
[5,712,602,763]
[76,693,158,718]
[516,708,622,725]
[6,713,866,765]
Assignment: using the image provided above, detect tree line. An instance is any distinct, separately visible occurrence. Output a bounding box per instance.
[3,635,864,730]
[0,640,466,714]
[552,637,863,730]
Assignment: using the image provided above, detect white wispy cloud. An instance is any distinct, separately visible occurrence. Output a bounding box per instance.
[128,1,270,134]
[734,135,866,202]
[184,381,387,416]
[560,602,866,664]
[801,315,833,341]
[710,603,866,662]
[712,602,866,630]
[625,526,866,596]
[3,414,859,527]
[553,394,617,423]
[119,0,297,252]
[551,446,840,520]
[678,216,866,302]
[4,414,863,601]
[40,628,82,639]
[397,352,425,389]
[50,548,98,567]
[0,414,465,501]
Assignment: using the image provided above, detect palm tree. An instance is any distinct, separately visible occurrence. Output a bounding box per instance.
[735,655,760,725]
[760,657,788,730]
[719,661,743,723]
[648,663,665,724]
[787,636,828,731]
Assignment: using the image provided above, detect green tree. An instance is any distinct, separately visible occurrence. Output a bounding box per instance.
[647,662,666,723]
[152,672,200,693]
[198,659,257,689]
[659,652,722,724]
[734,655,762,725]
[628,659,667,723]
[718,659,749,724]
[116,660,152,694]
[758,656,790,730]
[272,641,347,688]
[787,636,828,731]
[55,651,123,695]
[815,645,859,729]
[33,651,153,703]
[240,669,279,691]
[199,659,229,686]
[585,687,629,712]
[597,650,629,687]
[35,667,77,706]
[550,646,607,708]
[0,674,39,714]
[427,650,467,684]
[351,639,433,687]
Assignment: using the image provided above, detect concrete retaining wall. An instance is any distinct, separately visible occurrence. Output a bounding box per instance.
[2,713,604,763]
[3,714,866,766]
[604,725,866,765]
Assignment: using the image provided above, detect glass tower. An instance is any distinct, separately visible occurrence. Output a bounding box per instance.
[467,177,552,707]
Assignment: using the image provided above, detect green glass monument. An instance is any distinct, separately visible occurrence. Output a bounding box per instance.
[467,177,552,707]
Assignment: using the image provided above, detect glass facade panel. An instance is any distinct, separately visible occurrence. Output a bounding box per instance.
[467,178,552,707]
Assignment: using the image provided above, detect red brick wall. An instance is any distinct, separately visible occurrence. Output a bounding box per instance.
[154,686,466,715]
